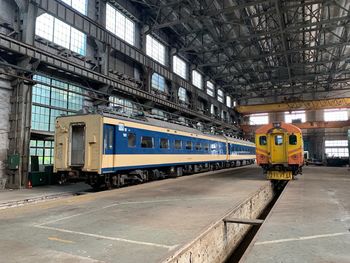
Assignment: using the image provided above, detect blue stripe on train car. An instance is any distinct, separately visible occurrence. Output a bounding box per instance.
[103,124,256,155]
[101,158,251,173]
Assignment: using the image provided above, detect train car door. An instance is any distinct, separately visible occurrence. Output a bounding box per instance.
[227,143,231,161]
[104,124,115,168]
[270,133,286,163]
[70,124,85,166]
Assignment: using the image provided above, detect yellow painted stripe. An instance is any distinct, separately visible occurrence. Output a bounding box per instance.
[102,154,255,168]
[48,236,75,244]
[288,150,302,157]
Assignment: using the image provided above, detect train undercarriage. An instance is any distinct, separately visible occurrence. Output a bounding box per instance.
[57,159,255,190]
[261,164,302,180]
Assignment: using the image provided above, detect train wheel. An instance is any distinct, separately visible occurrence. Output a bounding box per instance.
[176,167,183,177]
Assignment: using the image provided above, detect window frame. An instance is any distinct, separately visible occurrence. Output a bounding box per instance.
[206,81,215,97]
[275,135,283,145]
[324,108,348,121]
[160,138,170,149]
[174,139,182,150]
[146,35,166,65]
[106,3,135,46]
[289,134,297,145]
[185,141,193,150]
[173,55,187,79]
[195,142,201,151]
[192,70,203,89]
[249,113,269,125]
[178,87,187,103]
[141,136,154,148]
[259,136,267,146]
[128,133,136,148]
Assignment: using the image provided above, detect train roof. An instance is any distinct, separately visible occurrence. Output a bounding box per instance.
[57,113,254,146]
[255,122,302,134]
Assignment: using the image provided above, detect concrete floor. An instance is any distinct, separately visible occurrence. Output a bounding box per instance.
[0,166,268,263]
[0,183,91,208]
[241,166,350,263]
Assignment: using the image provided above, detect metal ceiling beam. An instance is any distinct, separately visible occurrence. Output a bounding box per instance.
[180,15,350,53]
[198,41,350,67]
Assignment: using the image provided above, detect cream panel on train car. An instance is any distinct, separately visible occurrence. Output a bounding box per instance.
[54,115,103,173]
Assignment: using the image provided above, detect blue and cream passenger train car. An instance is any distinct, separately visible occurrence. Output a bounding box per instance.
[54,113,255,188]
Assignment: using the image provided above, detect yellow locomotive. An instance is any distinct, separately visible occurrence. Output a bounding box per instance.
[255,122,304,180]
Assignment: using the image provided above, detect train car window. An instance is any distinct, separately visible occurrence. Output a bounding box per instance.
[275,135,283,145]
[160,138,169,149]
[128,133,136,147]
[204,143,209,151]
[104,125,114,153]
[289,134,297,145]
[174,140,182,149]
[141,136,154,148]
[195,143,201,150]
[108,127,114,149]
[186,141,192,150]
[259,136,267,145]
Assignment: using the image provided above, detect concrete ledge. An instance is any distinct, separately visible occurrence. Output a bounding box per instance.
[0,191,77,210]
[162,183,274,263]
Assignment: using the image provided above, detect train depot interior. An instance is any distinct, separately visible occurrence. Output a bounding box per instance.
[0,0,349,262]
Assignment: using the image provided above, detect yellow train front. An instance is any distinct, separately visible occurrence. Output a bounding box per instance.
[255,122,304,180]
[54,113,256,189]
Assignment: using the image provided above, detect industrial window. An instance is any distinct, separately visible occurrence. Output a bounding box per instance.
[233,100,237,107]
[324,109,348,121]
[204,143,209,151]
[35,13,54,41]
[210,104,215,115]
[173,55,187,79]
[206,81,215,97]
[31,75,84,132]
[226,96,232,108]
[325,139,349,157]
[146,35,166,65]
[221,110,227,121]
[35,13,86,55]
[325,140,348,147]
[151,73,166,92]
[195,143,201,150]
[141,136,154,148]
[259,136,267,145]
[109,96,135,115]
[128,133,136,147]
[186,141,192,150]
[174,140,182,149]
[289,134,297,145]
[160,138,169,149]
[249,113,268,125]
[325,148,349,158]
[285,111,306,123]
[106,3,135,45]
[178,87,188,103]
[275,135,283,145]
[60,0,87,14]
[217,89,224,103]
[30,140,54,165]
[192,70,203,89]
